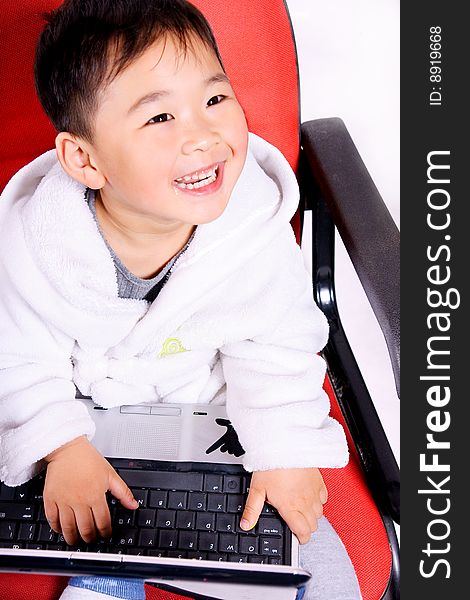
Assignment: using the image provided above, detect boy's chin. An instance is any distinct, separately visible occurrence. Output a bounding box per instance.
[186,201,230,226]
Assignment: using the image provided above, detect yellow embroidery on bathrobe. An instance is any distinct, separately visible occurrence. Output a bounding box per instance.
[159,337,189,357]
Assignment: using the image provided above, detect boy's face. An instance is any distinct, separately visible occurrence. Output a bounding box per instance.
[89,36,249,231]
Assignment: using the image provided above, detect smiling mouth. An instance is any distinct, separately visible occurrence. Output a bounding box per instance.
[174,164,220,190]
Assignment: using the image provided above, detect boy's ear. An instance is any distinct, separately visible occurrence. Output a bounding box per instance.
[55,132,106,189]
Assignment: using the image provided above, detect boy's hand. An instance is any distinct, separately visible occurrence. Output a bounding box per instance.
[240,468,327,544]
[44,436,138,545]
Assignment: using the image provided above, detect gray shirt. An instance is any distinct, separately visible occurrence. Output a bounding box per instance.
[87,190,193,301]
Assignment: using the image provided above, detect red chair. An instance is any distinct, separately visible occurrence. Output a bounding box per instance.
[0,1,400,599]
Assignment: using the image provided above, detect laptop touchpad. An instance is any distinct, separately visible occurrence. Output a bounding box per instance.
[91,410,181,460]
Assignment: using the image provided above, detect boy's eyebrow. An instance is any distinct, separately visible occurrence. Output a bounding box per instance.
[205,73,231,86]
[127,72,231,116]
[127,90,170,115]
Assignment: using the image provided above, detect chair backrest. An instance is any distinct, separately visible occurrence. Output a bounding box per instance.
[0,0,300,189]
[0,2,393,599]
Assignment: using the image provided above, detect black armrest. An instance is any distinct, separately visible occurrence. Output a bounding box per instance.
[301,118,400,397]
[299,117,400,522]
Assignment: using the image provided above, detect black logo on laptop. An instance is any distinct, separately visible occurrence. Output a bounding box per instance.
[205,418,245,457]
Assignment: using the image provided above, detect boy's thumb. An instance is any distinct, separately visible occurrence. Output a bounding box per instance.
[240,487,265,531]
[109,473,139,510]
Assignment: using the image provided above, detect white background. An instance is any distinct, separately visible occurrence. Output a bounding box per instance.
[286,0,400,464]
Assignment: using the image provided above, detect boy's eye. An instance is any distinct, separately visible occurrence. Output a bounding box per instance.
[147,113,174,125]
[207,95,226,107]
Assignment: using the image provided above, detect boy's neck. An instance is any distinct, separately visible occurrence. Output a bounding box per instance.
[94,191,195,279]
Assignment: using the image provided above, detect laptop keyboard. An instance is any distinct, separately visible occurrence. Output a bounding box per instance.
[0,459,291,565]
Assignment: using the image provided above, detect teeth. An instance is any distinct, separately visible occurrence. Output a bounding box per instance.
[175,165,217,184]
[174,165,219,190]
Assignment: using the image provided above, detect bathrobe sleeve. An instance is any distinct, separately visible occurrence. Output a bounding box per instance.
[0,264,95,487]
[220,228,348,472]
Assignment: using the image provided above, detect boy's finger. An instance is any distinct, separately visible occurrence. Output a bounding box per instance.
[306,509,320,532]
[92,499,112,540]
[240,487,266,531]
[44,501,61,534]
[59,505,79,546]
[108,472,139,510]
[279,509,312,545]
[313,502,324,520]
[74,505,97,543]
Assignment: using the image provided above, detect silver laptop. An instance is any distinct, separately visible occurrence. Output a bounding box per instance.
[0,400,311,599]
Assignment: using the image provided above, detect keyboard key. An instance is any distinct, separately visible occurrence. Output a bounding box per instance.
[0,543,23,549]
[207,552,227,562]
[176,511,195,530]
[260,536,283,556]
[216,514,235,533]
[269,557,283,565]
[261,504,277,516]
[198,532,218,552]
[136,509,156,528]
[0,485,15,500]
[119,470,203,491]
[0,522,16,540]
[223,476,242,494]
[178,530,197,550]
[138,529,156,548]
[228,555,248,563]
[204,474,223,493]
[26,543,44,550]
[18,523,36,541]
[0,502,35,521]
[248,556,269,564]
[131,489,148,507]
[116,509,135,527]
[115,527,138,546]
[168,491,187,510]
[37,505,48,522]
[148,550,166,557]
[156,510,176,528]
[127,548,147,555]
[14,485,32,501]
[158,530,178,549]
[187,551,207,560]
[38,524,57,543]
[227,495,244,513]
[239,536,259,554]
[149,490,167,508]
[87,544,108,553]
[31,476,45,499]
[167,550,187,559]
[188,492,206,511]
[219,533,238,553]
[257,517,283,536]
[196,512,215,532]
[108,495,119,508]
[207,494,226,512]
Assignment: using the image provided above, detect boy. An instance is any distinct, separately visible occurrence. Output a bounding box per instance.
[0,1,360,598]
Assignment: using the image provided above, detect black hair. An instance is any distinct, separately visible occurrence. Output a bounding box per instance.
[34,0,224,142]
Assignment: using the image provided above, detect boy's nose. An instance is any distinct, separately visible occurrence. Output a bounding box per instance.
[181,129,221,155]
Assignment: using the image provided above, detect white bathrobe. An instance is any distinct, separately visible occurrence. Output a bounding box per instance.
[0,133,348,486]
